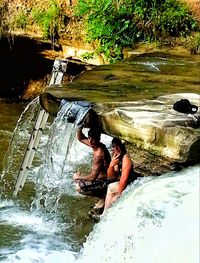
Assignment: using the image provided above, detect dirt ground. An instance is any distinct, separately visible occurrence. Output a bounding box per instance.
[185,0,200,22]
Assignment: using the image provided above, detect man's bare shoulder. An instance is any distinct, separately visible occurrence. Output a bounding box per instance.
[95,142,106,151]
[94,146,105,156]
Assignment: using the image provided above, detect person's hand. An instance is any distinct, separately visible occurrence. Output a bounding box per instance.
[110,152,121,166]
[73,171,81,180]
[77,111,91,128]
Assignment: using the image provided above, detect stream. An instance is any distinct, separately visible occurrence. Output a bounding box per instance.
[0,53,199,262]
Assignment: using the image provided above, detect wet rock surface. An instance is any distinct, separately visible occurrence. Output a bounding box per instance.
[40,54,200,176]
[96,93,200,176]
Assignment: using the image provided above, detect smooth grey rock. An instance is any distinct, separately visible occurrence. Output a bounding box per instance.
[97,93,200,163]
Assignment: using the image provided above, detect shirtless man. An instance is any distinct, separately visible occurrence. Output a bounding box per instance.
[73,127,111,210]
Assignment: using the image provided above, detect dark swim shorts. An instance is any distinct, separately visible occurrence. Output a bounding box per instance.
[74,178,113,197]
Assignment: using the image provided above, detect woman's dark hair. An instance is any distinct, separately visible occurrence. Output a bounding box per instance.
[112,137,127,154]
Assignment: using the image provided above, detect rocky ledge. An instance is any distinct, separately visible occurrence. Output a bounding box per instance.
[39,54,200,176]
[95,93,200,176]
[40,92,200,176]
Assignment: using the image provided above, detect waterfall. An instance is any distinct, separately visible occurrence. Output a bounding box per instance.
[30,99,95,215]
[0,97,42,198]
[0,97,93,204]
[0,98,198,263]
[31,100,77,214]
[76,165,199,263]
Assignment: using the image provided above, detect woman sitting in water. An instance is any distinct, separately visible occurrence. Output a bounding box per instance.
[103,137,135,211]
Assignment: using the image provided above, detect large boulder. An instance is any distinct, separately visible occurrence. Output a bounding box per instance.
[40,92,200,175]
[97,93,200,162]
[94,93,200,175]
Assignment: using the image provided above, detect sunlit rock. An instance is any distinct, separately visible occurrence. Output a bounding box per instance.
[97,93,200,164]
[40,91,200,175]
[39,53,200,175]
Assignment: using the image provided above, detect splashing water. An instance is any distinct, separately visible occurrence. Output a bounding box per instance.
[1,165,198,263]
[30,100,105,215]
[77,165,199,263]
[0,99,99,262]
[0,98,43,198]
[0,98,199,263]
[31,102,76,214]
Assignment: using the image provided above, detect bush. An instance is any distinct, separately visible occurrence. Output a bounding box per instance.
[32,0,61,40]
[14,11,28,30]
[75,0,199,62]
[184,32,200,54]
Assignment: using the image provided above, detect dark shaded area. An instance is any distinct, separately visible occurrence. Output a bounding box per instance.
[65,58,88,76]
[0,36,55,98]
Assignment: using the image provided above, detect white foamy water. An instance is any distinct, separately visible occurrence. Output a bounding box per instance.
[2,249,76,263]
[77,165,199,263]
[0,161,199,263]
[1,209,56,234]
[0,200,75,263]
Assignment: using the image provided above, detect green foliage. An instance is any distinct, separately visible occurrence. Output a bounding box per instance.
[75,0,199,62]
[14,11,28,30]
[184,32,200,54]
[81,51,95,60]
[32,0,61,39]
[0,0,9,36]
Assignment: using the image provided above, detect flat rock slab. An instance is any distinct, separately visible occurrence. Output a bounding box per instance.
[96,93,200,165]
[44,53,200,107]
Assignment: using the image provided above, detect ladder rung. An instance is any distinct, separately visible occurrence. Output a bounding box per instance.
[13,59,67,196]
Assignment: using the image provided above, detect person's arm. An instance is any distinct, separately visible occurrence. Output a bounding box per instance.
[118,155,132,194]
[76,128,90,146]
[107,152,120,180]
[73,151,103,181]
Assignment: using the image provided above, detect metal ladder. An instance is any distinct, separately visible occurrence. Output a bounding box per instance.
[12,59,68,196]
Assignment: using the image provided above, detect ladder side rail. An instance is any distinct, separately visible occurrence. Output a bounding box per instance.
[18,111,49,191]
[13,170,29,196]
[13,59,67,196]
[17,108,47,177]
[13,110,49,196]
[12,60,67,196]
[13,110,48,196]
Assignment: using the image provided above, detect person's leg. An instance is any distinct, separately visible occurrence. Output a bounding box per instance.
[74,179,94,195]
[87,180,109,221]
[103,182,119,211]
[93,198,105,209]
[89,182,119,221]
[88,181,119,222]
[91,179,112,210]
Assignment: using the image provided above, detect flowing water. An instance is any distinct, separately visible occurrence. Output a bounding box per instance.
[0,54,199,262]
[0,99,113,261]
[0,99,199,263]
